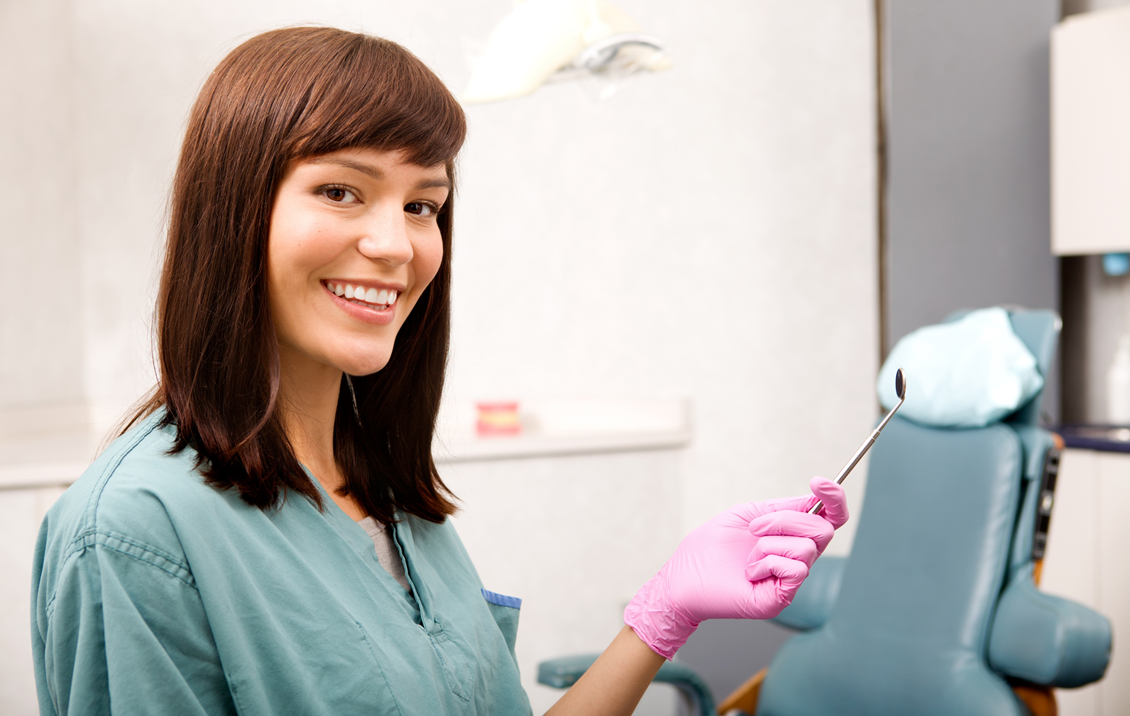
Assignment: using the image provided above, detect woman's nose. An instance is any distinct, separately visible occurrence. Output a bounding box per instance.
[356,206,414,265]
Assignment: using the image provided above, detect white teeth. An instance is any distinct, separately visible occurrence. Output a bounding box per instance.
[329,281,398,307]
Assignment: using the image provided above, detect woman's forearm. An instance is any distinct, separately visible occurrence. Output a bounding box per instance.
[544,480,850,715]
[544,626,666,716]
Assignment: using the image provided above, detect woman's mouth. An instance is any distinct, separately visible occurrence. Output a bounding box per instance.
[322,281,399,310]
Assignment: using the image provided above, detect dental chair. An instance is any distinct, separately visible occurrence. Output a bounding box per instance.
[538,309,1112,716]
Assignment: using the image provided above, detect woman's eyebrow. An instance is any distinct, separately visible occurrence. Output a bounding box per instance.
[307,157,450,190]
[415,177,452,191]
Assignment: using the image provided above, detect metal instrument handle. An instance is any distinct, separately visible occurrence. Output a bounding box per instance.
[807,398,904,516]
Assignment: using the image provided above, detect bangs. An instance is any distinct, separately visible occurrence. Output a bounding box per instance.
[282,31,466,167]
[152,27,462,522]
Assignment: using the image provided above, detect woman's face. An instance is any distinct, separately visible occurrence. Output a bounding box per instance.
[267,147,449,380]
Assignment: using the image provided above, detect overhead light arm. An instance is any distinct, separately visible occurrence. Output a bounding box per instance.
[462,0,670,105]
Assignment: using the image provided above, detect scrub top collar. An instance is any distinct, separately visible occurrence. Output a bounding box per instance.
[303,466,431,629]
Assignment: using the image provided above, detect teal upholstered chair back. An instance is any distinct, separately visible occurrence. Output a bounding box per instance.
[757,309,1111,716]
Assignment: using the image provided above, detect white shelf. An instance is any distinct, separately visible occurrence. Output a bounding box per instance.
[0,428,100,490]
[434,398,692,463]
[0,399,693,489]
[434,427,692,463]
[0,461,90,491]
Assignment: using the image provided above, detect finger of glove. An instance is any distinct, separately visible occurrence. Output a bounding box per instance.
[744,553,809,589]
[749,534,819,569]
[719,495,808,528]
[810,476,849,529]
[748,510,835,553]
[741,492,819,520]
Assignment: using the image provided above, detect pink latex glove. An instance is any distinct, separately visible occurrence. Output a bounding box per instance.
[624,476,849,659]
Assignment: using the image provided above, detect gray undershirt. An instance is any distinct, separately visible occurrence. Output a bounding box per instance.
[357,516,411,592]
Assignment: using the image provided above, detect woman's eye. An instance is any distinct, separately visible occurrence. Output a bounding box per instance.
[321,186,359,203]
[405,202,439,217]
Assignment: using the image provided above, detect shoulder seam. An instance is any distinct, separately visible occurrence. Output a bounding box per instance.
[77,417,165,540]
[46,531,197,618]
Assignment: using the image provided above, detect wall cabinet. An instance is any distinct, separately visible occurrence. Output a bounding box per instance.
[1052,6,1130,255]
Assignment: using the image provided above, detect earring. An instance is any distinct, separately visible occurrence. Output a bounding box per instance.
[345,374,363,427]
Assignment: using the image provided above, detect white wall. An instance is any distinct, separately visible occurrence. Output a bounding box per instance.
[0,0,84,418]
[451,0,878,537]
[1,1,877,713]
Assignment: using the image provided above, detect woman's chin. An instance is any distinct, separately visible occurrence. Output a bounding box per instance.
[337,356,392,378]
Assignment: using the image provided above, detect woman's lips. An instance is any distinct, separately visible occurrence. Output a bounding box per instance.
[322,281,397,326]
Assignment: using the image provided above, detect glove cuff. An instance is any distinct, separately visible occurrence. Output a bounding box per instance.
[623,572,698,660]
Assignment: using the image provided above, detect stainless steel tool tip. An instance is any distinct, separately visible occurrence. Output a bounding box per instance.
[895,368,906,400]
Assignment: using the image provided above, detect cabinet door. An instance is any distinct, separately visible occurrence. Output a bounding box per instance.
[0,486,66,716]
[1040,449,1101,716]
[1040,449,1130,716]
[1096,453,1130,715]
[1042,450,1099,604]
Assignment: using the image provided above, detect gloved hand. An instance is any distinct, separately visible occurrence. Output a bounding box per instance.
[624,476,848,659]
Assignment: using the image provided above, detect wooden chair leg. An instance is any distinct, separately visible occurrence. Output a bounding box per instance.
[716,668,767,715]
[1012,683,1057,716]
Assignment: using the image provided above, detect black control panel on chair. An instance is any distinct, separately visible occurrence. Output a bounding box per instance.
[1032,446,1061,561]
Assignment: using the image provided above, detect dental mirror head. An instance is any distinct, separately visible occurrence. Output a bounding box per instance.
[895,368,906,401]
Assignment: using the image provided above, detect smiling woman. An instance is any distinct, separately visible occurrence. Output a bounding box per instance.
[269,150,447,369]
[142,28,465,528]
[28,24,850,716]
[268,149,450,520]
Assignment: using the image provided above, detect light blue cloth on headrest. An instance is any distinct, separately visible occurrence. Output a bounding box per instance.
[877,307,1044,428]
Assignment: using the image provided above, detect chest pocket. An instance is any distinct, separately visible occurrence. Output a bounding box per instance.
[481,589,522,663]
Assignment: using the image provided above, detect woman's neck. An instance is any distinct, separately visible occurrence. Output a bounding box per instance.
[276,346,369,521]
[277,347,344,489]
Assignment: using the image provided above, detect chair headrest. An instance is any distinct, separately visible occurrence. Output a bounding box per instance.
[881,308,1054,428]
[945,308,1060,427]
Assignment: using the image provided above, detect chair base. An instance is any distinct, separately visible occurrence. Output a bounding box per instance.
[717,668,766,715]
[1011,682,1057,716]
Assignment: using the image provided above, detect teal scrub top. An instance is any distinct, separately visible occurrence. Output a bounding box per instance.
[31,412,533,715]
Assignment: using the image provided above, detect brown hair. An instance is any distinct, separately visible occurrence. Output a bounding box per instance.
[126,27,466,523]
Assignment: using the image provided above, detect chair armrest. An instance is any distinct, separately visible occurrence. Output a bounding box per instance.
[771,555,846,631]
[988,564,1112,687]
[538,653,601,688]
[537,653,716,716]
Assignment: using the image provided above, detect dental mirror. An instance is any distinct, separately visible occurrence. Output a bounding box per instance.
[808,368,907,515]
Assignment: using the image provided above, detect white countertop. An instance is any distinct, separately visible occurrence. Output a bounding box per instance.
[0,399,692,490]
